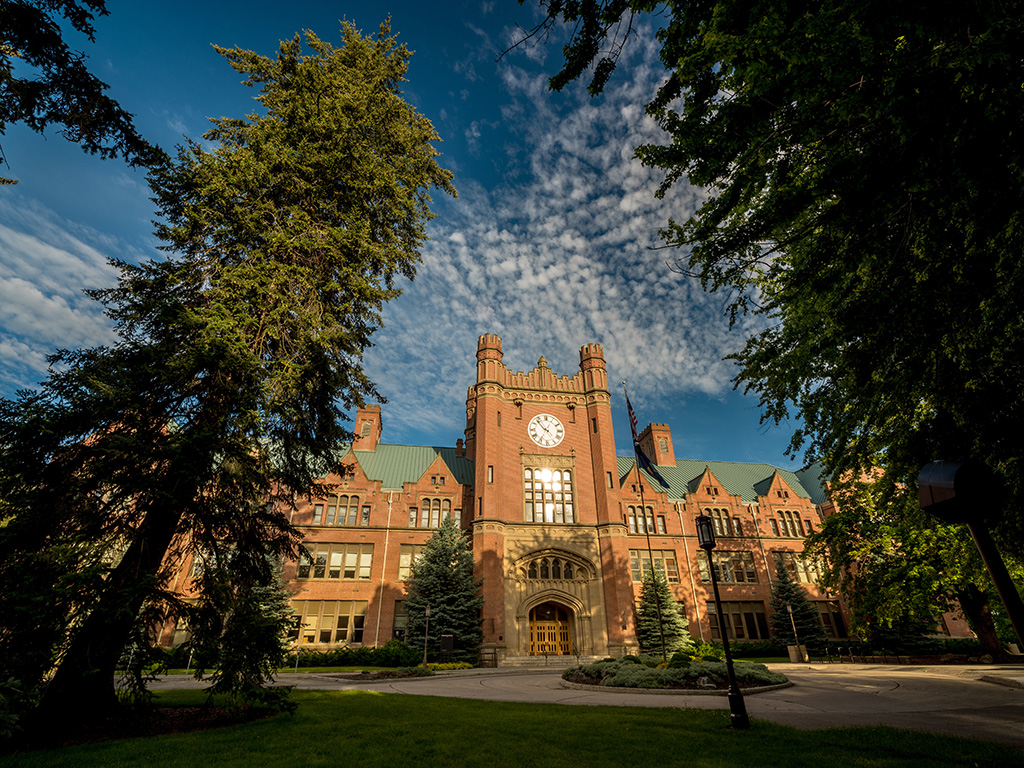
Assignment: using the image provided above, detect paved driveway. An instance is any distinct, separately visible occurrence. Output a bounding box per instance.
[151,663,1024,749]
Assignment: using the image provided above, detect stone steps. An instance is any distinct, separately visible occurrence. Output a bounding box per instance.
[499,655,603,668]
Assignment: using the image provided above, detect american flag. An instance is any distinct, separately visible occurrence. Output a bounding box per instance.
[624,391,669,488]
[626,393,639,444]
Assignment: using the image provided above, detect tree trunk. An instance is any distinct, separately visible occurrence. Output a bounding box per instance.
[41,498,186,716]
[957,583,1010,660]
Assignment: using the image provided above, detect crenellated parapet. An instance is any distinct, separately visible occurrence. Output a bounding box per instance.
[468,334,611,404]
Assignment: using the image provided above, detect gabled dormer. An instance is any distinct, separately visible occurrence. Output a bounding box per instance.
[690,465,726,500]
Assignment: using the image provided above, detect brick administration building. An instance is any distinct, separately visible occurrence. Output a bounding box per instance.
[177,334,859,662]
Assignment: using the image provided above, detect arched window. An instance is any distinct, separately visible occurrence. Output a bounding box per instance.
[524,556,583,581]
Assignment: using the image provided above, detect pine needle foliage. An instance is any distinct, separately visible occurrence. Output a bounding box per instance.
[768,564,827,647]
[0,20,453,717]
[404,516,483,665]
[636,568,693,657]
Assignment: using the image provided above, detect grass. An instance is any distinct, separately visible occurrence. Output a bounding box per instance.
[2,690,1018,768]
[161,666,402,675]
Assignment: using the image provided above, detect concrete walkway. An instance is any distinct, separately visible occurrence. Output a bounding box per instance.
[150,662,1024,749]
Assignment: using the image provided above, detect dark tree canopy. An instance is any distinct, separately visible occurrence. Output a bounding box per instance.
[524,1,1024,551]
[0,20,454,717]
[404,516,483,664]
[0,0,162,182]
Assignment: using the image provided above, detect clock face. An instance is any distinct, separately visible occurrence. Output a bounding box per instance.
[527,413,565,447]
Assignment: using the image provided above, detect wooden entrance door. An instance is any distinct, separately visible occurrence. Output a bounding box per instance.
[529,603,571,655]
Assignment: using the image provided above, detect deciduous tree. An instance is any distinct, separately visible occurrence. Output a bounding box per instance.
[522,0,1024,640]
[0,20,454,717]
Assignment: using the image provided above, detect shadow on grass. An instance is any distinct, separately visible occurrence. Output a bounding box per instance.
[1,690,1017,768]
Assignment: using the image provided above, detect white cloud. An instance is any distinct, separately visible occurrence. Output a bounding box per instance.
[0,195,122,390]
[365,29,756,442]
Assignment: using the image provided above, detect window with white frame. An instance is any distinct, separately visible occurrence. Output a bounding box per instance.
[697,550,758,583]
[290,600,367,644]
[524,467,575,523]
[312,494,369,526]
[772,550,820,583]
[629,549,680,583]
[296,543,373,580]
[626,506,665,534]
[775,510,804,537]
[398,544,425,580]
[415,497,451,528]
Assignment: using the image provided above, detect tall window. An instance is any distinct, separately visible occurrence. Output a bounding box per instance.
[815,600,847,638]
[393,601,408,641]
[313,494,367,526]
[775,510,804,537]
[524,468,575,523]
[291,600,367,644]
[414,498,451,528]
[706,507,732,536]
[697,551,758,583]
[297,543,373,580]
[398,544,425,580]
[626,506,665,534]
[629,549,679,583]
[773,551,820,583]
[707,601,770,640]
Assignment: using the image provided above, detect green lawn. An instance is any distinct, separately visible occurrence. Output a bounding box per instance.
[161,666,401,675]
[2,690,1017,768]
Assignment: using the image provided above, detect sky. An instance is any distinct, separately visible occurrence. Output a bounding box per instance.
[0,0,804,468]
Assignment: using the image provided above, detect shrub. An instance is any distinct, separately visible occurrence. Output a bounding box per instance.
[565,658,788,689]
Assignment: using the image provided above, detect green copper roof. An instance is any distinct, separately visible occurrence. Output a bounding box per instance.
[352,445,474,490]
[616,456,814,504]
[794,461,831,505]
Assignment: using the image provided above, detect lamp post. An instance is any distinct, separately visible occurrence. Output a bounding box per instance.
[695,512,750,730]
[422,604,431,668]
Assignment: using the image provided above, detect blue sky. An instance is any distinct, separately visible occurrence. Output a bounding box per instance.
[0,0,803,467]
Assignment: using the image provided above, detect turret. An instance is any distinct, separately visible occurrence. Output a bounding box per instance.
[579,343,608,392]
[352,404,382,451]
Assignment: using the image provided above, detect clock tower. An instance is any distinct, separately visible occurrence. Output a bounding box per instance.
[465,334,635,663]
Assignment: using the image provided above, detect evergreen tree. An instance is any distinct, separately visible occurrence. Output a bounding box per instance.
[0,20,454,717]
[636,568,693,658]
[404,516,483,665]
[769,565,827,647]
[1,0,162,182]
[189,558,298,710]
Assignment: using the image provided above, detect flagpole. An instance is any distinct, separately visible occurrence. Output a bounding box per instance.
[623,382,668,661]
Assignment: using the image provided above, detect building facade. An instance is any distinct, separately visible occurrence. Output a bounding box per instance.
[172,334,858,661]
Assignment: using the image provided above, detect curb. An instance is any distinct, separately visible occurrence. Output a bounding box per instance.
[980,675,1024,690]
[560,679,794,696]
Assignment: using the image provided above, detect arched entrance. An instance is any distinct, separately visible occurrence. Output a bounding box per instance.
[529,601,572,655]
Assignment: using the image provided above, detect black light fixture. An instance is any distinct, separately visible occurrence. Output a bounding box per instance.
[695,512,750,729]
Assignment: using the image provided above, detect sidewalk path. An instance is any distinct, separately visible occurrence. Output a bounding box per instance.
[151,662,1024,749]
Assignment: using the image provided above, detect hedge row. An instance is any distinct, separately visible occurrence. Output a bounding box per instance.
[160,638,423,669]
